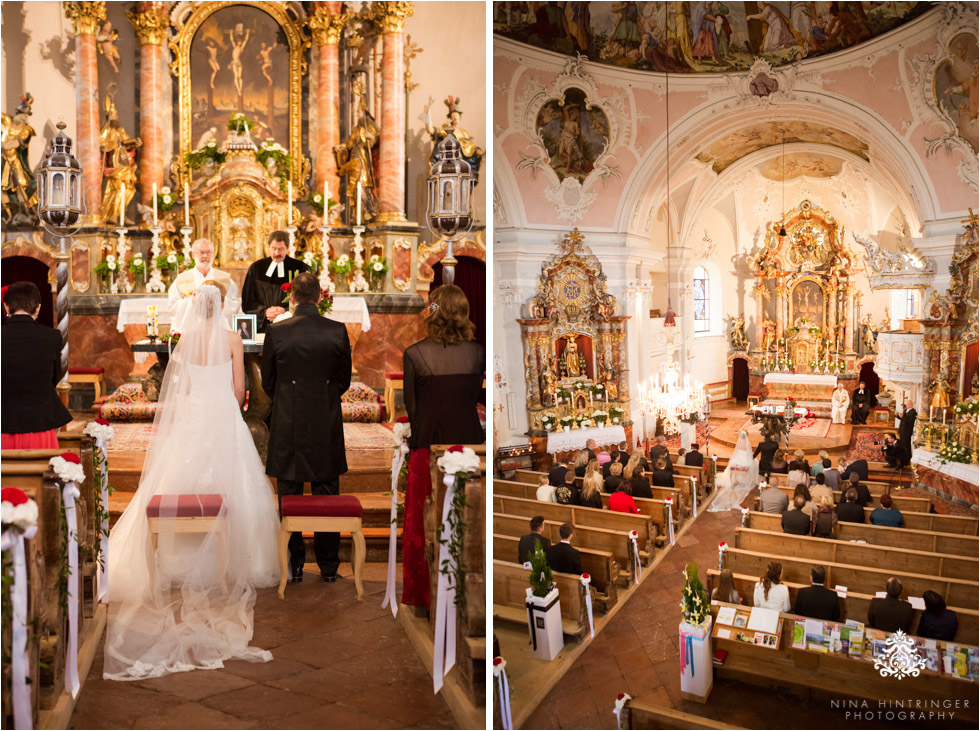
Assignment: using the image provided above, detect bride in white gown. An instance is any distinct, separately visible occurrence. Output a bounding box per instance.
[104,283,280,681]
[708,430,760,512]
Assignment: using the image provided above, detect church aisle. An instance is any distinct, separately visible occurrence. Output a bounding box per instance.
[69,565,458,730]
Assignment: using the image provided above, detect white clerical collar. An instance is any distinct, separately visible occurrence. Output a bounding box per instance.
[265,259,285,278]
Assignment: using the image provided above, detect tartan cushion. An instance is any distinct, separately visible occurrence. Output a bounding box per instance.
[146,494,224,518]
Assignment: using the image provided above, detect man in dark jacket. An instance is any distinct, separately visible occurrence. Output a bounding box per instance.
[548,460,568,487]
[840,457,869,482]
[518,516,550,564]
[546,523,582,574]
[794,566,841,621]
[1,282,72,444]
[851,381,871,424]
[781,495,811,535]
[262,273,352,582]
[838,473,872,507]
[242,231,311,332]
[836,487,866,523]
[868,578,915,633]
[753,435,779,475]
[649,436,669,469]
[684,443,704,467]
[898,399,917,467]
[554,469,580,505]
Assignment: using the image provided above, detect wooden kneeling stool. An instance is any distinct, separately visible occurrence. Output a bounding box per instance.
[384,370,404,424]
[67,366,105,403]
[145,494,229,593]
[278,495,365,601]
[747,392,761,408]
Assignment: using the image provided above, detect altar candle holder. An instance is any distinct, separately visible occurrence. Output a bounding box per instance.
[114,226,131,294]
[318,225,335,293]
[180,225,193,252]
[285,225,298,258]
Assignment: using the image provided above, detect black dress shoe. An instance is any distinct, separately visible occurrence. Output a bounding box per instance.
[290,567,304,583]
[321,573,339,583]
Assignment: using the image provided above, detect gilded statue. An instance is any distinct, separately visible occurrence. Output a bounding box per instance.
[563,335,582,378]
[424,96,484,182]
[334,77,380,224]
[929,374,952,411]
[99,86,141,225]
[861,313,878,354]
[761,316,776,352]
[728,314,748,352]
[539,368,557,407]
[601,359,619,400]
[1,93,37,224]
[96,20,121,73]
[834,321,846,352]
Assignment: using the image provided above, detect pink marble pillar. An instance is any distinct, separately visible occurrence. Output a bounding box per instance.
[65,2,106,224]
[373,3,414,223]
[129,4,169,205]
[310,2,343,200]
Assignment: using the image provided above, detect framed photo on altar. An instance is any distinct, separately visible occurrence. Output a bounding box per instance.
[234,314,257,343]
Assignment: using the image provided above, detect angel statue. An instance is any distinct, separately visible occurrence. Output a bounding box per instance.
[1,93,37,224]
[100,86,142,225]
[929,373,952,412]
[728,314,749,352]
[424,96,485,182]
[335,77,380,225]
[761,316,776,353]
[96,21,122,73]
[861,313,879,354]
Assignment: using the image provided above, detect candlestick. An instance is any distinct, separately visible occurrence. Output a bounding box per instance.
[119,183,126,225]
[184,182,190,227]
[324,179,329,210]
[287,181,293,226]
[355,182,362,226]
[180,225,193,253]
[930,405,934,422]
[152,183,158,226]
[284,225,297,258]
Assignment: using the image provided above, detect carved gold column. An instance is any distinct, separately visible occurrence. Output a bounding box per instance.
[844,285,856,353]
[371,1,414,223]
[309,2,345,199]
[775,279,785,344]
[828,282,838,352]
[128,3,169,205]
[754,278,765,350]
[64,1,107,223]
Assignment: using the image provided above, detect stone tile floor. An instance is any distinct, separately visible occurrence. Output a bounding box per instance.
[70,563,458,730]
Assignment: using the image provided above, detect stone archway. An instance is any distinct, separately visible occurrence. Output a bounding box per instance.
[416,230,486,291]
[2,233,59,327]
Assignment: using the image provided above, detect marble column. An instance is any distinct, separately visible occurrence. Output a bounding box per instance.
[64,1,107,224]
[371,2,414,223]
[310,3,345,201]
[755,279,765,350]
[844,285,855,353]
[829,284,838,353]
[128,3,169,205]
[775,280,785,343]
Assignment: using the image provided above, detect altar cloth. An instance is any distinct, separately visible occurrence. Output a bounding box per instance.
[763,373,838,387]
[546,425,627,454]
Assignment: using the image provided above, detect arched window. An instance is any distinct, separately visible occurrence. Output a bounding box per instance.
[693,266,709,333]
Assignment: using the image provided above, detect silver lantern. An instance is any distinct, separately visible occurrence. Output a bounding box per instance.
[426,133,475,285]
[37,121,83,230]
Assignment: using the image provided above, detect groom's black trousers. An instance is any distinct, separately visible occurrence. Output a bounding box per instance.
[276,477,341,577]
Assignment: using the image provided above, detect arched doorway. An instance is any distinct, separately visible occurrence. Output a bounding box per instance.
[431,255,486,347]
[731,357,749,402]
[1,255,53,327]
[858,361,880,398]
[963,342,978,398]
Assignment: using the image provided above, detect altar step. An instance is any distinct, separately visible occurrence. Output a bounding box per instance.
[759,397,834,418]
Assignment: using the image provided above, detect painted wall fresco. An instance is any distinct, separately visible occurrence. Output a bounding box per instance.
[935,31,979,153]
[493,1,933,74]
[759,151,843,180]
[535,88,611,182]
[696,120,869,173]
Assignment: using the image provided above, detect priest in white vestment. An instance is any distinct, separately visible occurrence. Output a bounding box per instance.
[830,383,849,424]
[167,238,240,333]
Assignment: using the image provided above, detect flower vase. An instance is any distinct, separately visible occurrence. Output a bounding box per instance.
[99,274,112,294]
[133,276,145,293]
[369,276,384,293]
[679,617,713,702]
[525,587,563,661]
[335,276,349,293]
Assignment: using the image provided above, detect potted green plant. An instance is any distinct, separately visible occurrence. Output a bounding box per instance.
[525,543,562,660]
[329,254,353,292]
[679,561,713,701]
[365,254,389,292]
[94,254,119,293]
[541,414,556,431]
[127,253,147,292]
[154,250,183,287]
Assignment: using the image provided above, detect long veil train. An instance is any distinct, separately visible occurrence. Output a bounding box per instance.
[708,430,759,512]
[104,285,280,680]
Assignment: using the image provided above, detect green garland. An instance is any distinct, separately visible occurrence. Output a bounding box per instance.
[437,475,469,611]
[58,502,71,614]
[680,561,710,626]
[255,143,292,193]
[91,448,114,574]
[184,144,226,170]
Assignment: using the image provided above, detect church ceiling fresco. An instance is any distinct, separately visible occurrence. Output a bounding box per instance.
[535,87,611,183]
[934,31,978,153]
[758,151,843,180]
[695,120,869,173]
[493,2,933,74]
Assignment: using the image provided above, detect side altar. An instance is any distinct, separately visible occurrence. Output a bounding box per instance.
[518,229,632,466]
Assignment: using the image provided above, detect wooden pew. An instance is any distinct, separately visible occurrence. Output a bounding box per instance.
[708,601,978,721]
[491,494,655,559]
[723,546,979,609]
[495,479,684,523]
[492,559,592,641]
[620,701,745,730]
[744,510,979,557]
[764,484,930,513]
[754,497,978,535]
[706,570,979,645]
[493,513,645,581]
[492,533,619,611]
[735,527,978,581]
[510,470,690,514]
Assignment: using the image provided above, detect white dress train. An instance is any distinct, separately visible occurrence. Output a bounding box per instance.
[104,285,280,681]
[708,430,760,512]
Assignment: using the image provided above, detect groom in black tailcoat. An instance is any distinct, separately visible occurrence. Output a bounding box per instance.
[261,273,352,582]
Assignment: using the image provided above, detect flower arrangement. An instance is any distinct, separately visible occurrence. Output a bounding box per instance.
[392,415,411,443]
[809,361,817,370]
[592,409,607,426]
[365,254,389,279]
[952,400,979,417]
[559,415,574,428]
[82,418,114,443]
[936,441,972,465]
[318,290,334,315]
[155,250,184,273]
[541,414,556,431]
[329,254,353,276]
[591,383,605,397]
[184,143,226,170]
[301,250,323,274]
[1,487,38,534]
[609,406,623,423]
[306,190,339,217]
[807,326,821,336]
[155,186,177,213]
[555,386,571,403]
[255,139,292,192]
[680,560,710,626]
[94,254,119,278]
[436,445,481,477]
[161,332,180,345]
[580,418,593,428]
[49,452,85,484]
[227,112,255,133]
[127,253,146,277]
[280,281,293,305]
[528,542,553,598]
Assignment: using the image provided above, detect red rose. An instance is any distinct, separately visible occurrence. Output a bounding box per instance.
[60,452,81,464]
[447,445,464,453]
[396,416,410,424]
[1,487,29,506]
[95,418,109,426]
[493,657,502,666]
[617,693,626,701]
[582,572,590,580]
[280,282,292,292]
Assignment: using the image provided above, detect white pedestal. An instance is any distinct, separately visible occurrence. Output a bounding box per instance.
[526,587,564,661]
[679,618,713,702]
[680,423,694,452]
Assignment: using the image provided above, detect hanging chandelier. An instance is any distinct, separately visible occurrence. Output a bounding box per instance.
[638,359,709,435]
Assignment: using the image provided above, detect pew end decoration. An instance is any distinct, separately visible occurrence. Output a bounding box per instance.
[679,561,714,703]
[525,542,563,661]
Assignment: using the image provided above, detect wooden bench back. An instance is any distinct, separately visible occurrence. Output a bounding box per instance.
[769,484,929,512]
[509,470,688,508]
[622,701,746,730]
[745,511,979,557]
[492,559,587,634]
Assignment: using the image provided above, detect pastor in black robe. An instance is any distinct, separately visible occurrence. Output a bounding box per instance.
[241,255,310,332]
[851,387,871,424]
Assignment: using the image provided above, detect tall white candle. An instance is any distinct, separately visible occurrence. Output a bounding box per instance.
[119,183,125,225]
[324,179,329,210]
[184,182,190,227]
[152,183,158,226]
[356,182,362,226]
[287,181,293,226]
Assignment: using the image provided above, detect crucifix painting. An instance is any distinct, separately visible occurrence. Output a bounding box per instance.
[792,280,825,328]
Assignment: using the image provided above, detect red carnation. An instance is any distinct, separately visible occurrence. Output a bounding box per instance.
[447,445,464,453]
[280,282,292,292]
[493,657,502,666]
[582,573,590,580]
[95,418,109,426]
[60,452,81,464]
[1,487,29,506]
[617,693,626,701]
[396,416,410,424]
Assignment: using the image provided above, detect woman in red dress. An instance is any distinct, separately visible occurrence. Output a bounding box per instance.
[401,285,484,609]
[1,282,72,448]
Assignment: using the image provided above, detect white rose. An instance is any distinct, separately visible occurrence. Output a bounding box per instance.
[48,456,85,485]
[373,262,384,272]
[392,422,411,442]
[167,253,178,263]
[161,187,171,195]
[1,498,38,532]
[83,421,115,442]
[313,194,322,203]
[337,255,349,266]
[107,254,116,263]
[108,261,117,271]
[436,447,481,477]
[163,195,172,204]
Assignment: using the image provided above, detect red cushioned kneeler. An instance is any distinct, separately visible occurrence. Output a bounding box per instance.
[145,494,224,518]
[280,494,363,518]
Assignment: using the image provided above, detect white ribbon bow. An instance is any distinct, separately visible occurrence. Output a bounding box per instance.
[664,498,675,546]
[493,658,513,730]
[613,693,632,729]
[62,482,82,699]
[581,574,595,638]
[432,473,459,693]
[382,442,409,618]
[689,475,698,517]
[628,530,641,584]
[3,525,38,730]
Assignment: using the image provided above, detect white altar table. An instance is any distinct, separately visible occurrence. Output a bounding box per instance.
[763,372,837,400]
[546,424,627,454]
[763,373,838,387]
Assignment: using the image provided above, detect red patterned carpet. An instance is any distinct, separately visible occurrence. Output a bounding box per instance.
[740,415,831,439]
